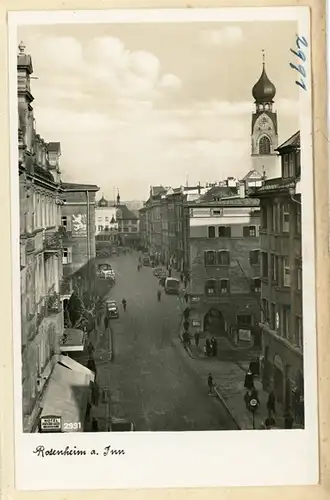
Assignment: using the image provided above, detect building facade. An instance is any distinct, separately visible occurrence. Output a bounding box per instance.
[186,190,261,347]
[60,182,99,299]
[114,192,140,248]
[18,42,65,432]
[252,131,303,422]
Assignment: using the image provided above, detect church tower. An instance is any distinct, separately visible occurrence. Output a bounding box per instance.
[251,51,280,179]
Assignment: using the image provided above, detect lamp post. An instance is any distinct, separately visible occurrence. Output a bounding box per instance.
[249,397,258,429]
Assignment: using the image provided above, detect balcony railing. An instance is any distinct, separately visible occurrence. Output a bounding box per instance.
[43,227,65,251]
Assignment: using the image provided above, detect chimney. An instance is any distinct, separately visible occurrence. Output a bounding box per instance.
[239,182,245,198]
[197,181,201,194]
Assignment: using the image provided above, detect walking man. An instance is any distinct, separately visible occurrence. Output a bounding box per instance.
[194,332,200,348]
[92,417,99,432]
[207,373,214,395]
[266,391,276,417]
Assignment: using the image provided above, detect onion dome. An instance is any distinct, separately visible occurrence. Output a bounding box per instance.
[98,195,108,207]
[252,60,276,104]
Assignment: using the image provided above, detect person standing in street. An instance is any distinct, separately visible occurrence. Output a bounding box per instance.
[194,332,200,348]
[92,417,99,432]
[180,272,184,282]
[207,373,214,395]
[211,337,218,357]
[104,314,109,330]
[284,410,294,429]
[266,391,276,417]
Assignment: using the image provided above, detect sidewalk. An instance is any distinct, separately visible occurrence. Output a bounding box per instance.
[179,328,294,430]
[83,312,114,432]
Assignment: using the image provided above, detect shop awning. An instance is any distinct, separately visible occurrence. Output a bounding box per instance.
[39,361,94,432]
[60,328,85,352]
[58,354,95,381]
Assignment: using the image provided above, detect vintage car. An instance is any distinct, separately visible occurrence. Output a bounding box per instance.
[106,300,119,319]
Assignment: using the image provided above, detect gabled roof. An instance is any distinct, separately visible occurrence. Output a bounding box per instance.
[116,204,138,220]
[150,185,167,196]
[199,185,237,202]
[276,131,300,152]
[241,170,263,181]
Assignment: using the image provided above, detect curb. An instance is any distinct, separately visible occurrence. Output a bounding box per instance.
[213,385,241,430]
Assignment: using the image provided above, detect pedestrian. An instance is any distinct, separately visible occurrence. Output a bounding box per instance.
[244,370,254,390]
[212,337,218,357]
[183,307,190,320]
[85,401,91,421]
[184,278,188,288]
[207,373,214,395]
[194,332,200,348]
[104,314,109,329]
[284,410,294,429]
[244,391,251,410]
[92,417,99,432]
[264,416,276,430]
[184,292,188,303]
[205,338,212,357]
[183,319,189,332]
[266,391,276,417]
[87,341,94,357]
[168,268,172,277]
[87,357,97,376]
[180,272,184,282]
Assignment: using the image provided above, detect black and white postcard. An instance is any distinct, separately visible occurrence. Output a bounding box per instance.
[8,6,319,491]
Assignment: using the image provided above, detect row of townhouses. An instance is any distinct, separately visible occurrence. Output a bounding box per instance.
[139,59,304,418]
[18,43,100,433]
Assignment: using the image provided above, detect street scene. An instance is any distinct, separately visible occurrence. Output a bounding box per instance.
[17,18,307,435]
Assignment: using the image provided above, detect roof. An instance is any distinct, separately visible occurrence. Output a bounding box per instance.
[187,196,260,207]
[116,204,138,220]
[47,142,61,153]
[62,182,100,192]
[150,185,167,196]
[199,185,237,202]
[252,62,276,103]
[241,170,263,181]
[250,177,298,197]
[276,131,300,152]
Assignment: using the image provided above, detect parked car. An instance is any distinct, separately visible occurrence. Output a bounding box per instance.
[106,300,119,319]
[109,418,135,432]
[164,277,180,295]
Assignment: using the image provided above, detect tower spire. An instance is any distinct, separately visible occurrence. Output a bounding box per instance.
[262,49,265,66]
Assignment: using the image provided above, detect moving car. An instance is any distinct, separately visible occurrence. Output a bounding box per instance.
[164,277,180,295]
[142,256,150,266]
[109,418,135,432]
[106,300,119,319]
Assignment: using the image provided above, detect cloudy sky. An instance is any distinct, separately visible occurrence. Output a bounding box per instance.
[18,21,299,201]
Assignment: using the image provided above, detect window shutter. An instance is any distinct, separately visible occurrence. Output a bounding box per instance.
[68,247,73,264]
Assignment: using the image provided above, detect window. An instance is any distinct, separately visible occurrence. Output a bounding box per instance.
[212,209,222,216]
[296,204,301,234]
[62,247,72,265]
[261,205,268,229]
[204,250,217,266]
[261,252,268,278]
[282,204,290,232]
[252,278,261,292]
[270,303,276,330]
[217,250,230,265]
[262,298,269,323]
[269,205,274,231]
[218,226,231,237]
[243,225,256,237]
[98,217,102,222]
[250,249,260,266]
[273,204,279,232]
[219,279,229,294]
[283,257,291,287]
[123,226,128,232]
[208,226,216,238]
[296,316,303,347]
[98,225,103,232]
[61,215,71,231]
[259,136,271,154]
[283,154,289,177]
[237,314,252,325]
[205,279,217,296]
[289,153,294,177]
[271,254,278,282]
[282,305,291,339]
[297,264,302,290]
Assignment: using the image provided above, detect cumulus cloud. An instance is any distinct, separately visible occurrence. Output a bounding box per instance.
[199,26,243,46]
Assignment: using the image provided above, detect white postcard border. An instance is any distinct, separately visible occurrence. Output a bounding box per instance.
[8,7,319,491]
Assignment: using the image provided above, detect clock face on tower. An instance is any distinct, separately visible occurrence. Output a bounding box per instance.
[258,115,269,129]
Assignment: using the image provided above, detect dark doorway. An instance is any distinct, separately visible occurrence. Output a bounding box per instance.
[203,309,225,335]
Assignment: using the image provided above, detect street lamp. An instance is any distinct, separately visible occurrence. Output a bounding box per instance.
[249,397,258,429]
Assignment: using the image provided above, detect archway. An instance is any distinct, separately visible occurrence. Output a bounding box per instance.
[203,308,225,336]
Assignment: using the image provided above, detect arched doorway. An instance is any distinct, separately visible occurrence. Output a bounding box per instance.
[273,354,284,403]
[203,309,225,336]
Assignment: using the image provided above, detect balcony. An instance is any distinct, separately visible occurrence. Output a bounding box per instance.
[26,292,62,341]
[43,227,64,253]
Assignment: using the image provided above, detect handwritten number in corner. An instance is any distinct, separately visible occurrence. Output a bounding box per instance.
[290,34,308,91]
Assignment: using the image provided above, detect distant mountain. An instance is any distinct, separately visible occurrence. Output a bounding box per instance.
[122,200,145,211]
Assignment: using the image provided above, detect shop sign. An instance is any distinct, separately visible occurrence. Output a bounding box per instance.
[40,415,62,432]
[238,329,251,342]
[192,319,201,327]
[191,296,200,303]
